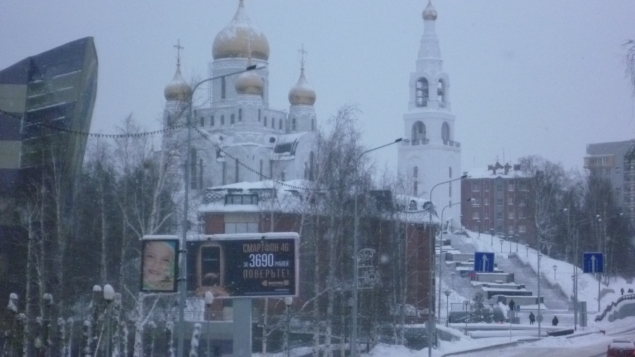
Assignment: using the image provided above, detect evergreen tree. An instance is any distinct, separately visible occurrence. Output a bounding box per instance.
[470,293,492,323]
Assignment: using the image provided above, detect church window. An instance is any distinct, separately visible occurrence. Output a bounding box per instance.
[437,79,447,105]
[414,181,418,197]
[442,122,450,142]
[258,109,261,121]
[449,167,452,178]
[221,77,226,99]
[272,118,275,128]
[231,114,235,124]
[199,159,204,189]
[416,78,429,107]
[264,117,267,127]
[211,115,215,126]
[200,117,204,127]
[238,108,242,121]
[269,159,273,180]
[279,119,283,130]
[411,121,426,145]
[311,118,315,131]
[281,170,285,182]
[221,115,225,125]
[292,118,296,131]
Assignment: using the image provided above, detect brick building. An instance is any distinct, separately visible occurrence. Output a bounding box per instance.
[197,181,437,323]
[461,162,536,246]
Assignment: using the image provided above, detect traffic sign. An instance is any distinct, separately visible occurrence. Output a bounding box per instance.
[474,252,495,272]
[583,252,604,273]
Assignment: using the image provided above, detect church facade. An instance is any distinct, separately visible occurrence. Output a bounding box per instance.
[397,1,462,228]
[162,0,318,191]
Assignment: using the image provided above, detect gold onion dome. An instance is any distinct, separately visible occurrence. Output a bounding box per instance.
[235,69,264,95]
[288,68,316,106]
[422,0,438,21]
[164,65,191,102]
[212,0,270,61]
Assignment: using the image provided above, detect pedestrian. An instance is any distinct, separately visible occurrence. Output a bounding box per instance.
[509,299,516,312]
[552,316,559,326]
[529,312,535,325]
[621,287,624,296]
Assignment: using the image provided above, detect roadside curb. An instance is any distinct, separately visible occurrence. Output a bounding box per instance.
[565,331,597,339]
[440,338,541,357]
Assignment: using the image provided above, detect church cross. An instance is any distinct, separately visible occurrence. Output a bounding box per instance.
[298,44,308,70]
[174,39,184,66]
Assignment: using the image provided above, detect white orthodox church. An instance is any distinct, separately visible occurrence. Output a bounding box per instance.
[162,0,318,190]
[397,1,462,228]
[162,0,461,225]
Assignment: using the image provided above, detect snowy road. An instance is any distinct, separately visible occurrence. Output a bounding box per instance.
[464,331,635,357]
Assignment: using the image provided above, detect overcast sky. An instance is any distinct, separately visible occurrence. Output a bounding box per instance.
[1,0,634,174]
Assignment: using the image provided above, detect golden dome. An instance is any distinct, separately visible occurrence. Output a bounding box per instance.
[235,70,264,95]
[164,65,191,102]
[288,68,316,106]
[212,0,270,61]
[423,0,438,21]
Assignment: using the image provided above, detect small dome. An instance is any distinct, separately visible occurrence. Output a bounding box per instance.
[288,69,316,106]
[164,65,191,102]
[422,0,437,21]
[235,70,264,95]
[212,0,270,61]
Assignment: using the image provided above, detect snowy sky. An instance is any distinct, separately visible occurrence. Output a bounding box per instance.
[1,0,634,174]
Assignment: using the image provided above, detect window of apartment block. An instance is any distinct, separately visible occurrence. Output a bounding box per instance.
[518,210,525,219]
[472,198,479,206]
[484,198,489,205]
[519,225,526,233]
[508,183,514,191]
[497,198,503,206]
[484,211,489,219]
[508,212,514,219]
[472,212,479,219]
[497,212,503,219]
[472,183,480,192]
[225,222,259,234]
[508,197,514,205]
[484,182,489,191]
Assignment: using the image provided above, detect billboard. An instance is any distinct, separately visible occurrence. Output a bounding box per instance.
[142,233,299,298]
[140,239,179,293]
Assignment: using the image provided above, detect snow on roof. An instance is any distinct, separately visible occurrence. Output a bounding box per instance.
[464,165,531,180]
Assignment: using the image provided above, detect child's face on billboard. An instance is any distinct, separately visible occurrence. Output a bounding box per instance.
[143,241,174,284]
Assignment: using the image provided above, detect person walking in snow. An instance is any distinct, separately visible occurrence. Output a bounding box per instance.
[621,287,625,296]
[529,312,535,325]
[552,316,559,326]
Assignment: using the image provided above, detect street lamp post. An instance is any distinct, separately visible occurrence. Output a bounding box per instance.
[204,291,214,357]
[451,273,455,290]
[525,244,529,258]
[437,198,471,324]
[553,265,557,281]
[490,229,494,246]
[351,138,402,357]
[444,290,451,327]
[103,284,115,357]
[285,297,293,357]
[427,175,468,357]
[515,234,519,253]
[176,64,262,357]
[499,239,503,253]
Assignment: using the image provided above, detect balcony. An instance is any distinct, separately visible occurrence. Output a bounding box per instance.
[443,140,461,148]
[410,139,430,146]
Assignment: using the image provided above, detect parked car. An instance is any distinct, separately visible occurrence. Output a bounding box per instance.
[607,339,635,356]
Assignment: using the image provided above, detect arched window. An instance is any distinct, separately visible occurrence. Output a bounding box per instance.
[235,159,239,183]
[238,108,242,121]
[438,79,446,105]
[311,118,315,131]
[442,122,450,142]
[231,114,235,124]
[259,160,263,180]
[292,118,297,131]
[411,121,426,145]
[416,78,429,107]
[221,115,225,125]
[279,119,283,130]
[258,109,261,121]
[200,117,204,127]
[221,77,226,99]
[272,118,275,128]
[309,151,315,181]
[211,115,215,126]
[264,117,267,127]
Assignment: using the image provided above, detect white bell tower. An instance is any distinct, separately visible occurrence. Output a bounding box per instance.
[397,0,462,229]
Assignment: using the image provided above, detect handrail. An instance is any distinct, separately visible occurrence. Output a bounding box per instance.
[594,293,635,321]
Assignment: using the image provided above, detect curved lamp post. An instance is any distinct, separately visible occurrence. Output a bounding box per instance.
[176,64,263,357]
[103,284,115,357]
[285,297,293,357]
[351,138,402,357]
[427,174,467,357]
[205,291,214,357]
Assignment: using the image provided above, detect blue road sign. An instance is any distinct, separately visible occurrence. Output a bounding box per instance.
[474,252,495,272]
[583,252,604,273]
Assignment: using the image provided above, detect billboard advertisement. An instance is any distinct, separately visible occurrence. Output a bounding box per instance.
[140,238,179,293]
[142,233,299,298]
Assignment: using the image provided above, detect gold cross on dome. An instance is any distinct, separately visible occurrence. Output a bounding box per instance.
[298,44,308,70]
[174,39,184,66]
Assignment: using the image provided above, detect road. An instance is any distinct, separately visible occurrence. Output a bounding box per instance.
[464,330,635,357]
